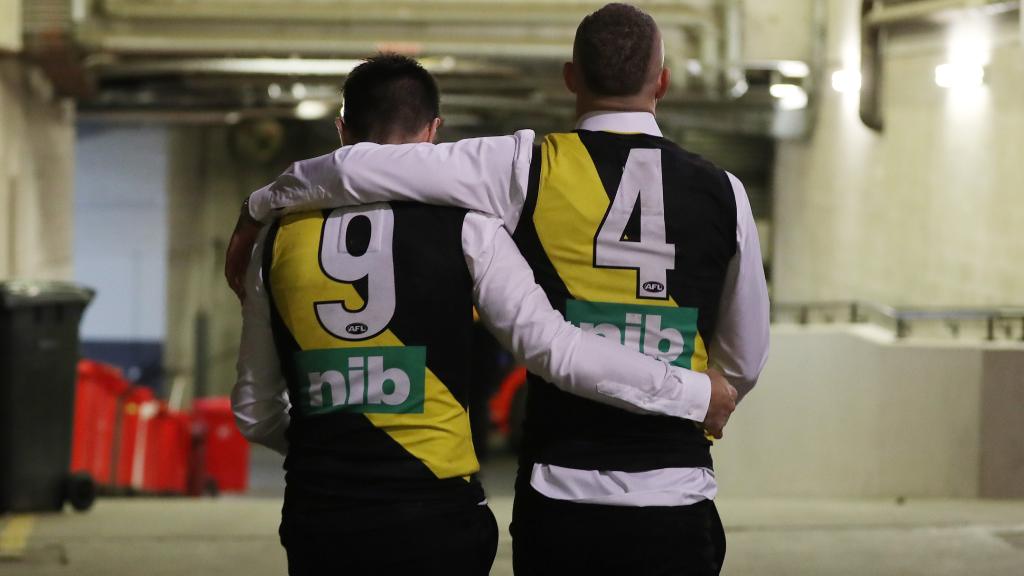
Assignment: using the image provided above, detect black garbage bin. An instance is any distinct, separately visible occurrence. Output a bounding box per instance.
[0,281,95,513]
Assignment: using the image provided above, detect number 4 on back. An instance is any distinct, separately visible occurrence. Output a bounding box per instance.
[594,149,675,300]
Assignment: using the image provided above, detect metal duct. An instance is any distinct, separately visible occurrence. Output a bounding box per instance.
[860,0,884,131]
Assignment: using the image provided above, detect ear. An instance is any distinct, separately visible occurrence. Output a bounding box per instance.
[427,117,443,143]
[655,67,670,101]
[563,61,578,94]
[337,117,351,146]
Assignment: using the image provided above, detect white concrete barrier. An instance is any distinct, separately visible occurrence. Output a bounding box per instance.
[714,325,1024,499]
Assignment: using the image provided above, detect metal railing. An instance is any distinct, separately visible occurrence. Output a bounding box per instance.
[771,301,1024,342]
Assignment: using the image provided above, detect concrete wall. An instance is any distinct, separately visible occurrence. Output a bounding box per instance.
[0,58,75,281]
[979,349,1024,498]
[164,121,314,400]
[74,123,168,340]
[0,0,20,53]
[745,0,815,62]
[772,3,1024,306]
[715,325,1024,498]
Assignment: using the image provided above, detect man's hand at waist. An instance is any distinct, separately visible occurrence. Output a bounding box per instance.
[702,368,737,439]
[226,199,263,302]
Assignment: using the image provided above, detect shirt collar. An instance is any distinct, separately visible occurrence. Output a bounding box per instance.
[575,111,663,137]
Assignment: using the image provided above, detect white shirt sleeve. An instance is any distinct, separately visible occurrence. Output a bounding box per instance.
[231,226,291,456]
[248,130,537,233]
[462,211,711,421]
[709,173,771,402]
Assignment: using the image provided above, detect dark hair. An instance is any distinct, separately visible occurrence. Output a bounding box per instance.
[573,3,658,97]
[342,53,440,142]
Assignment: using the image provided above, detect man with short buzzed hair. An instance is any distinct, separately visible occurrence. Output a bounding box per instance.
[229,4,769,574]
[573,2,660,97]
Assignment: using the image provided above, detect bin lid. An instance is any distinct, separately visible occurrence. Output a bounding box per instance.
[0,280,95,308]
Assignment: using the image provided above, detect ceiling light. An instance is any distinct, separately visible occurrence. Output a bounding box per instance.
[770,83,808,110]
[729,79,749,99]
[295,100,330,120]
[777,60,811,78]
[830,70,862,93]
[934,63,985,89]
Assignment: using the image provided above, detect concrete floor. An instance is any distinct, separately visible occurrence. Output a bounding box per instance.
[3,447,1024,575]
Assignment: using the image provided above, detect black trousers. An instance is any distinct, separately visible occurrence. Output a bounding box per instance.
[511,476,726,576]
[280,489,498,576]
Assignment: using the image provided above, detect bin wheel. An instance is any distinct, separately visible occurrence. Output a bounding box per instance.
[203,478,220,497]
[66,473,96,512]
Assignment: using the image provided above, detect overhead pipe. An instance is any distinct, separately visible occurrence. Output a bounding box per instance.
[87,57,520,78]
[860,0,884,131]
[101,0,714,27]
[94,0,724,81]
[83,3,732,101]
[800,0,828,135]
[79,0,749,116]
[864,0,1019,27]
[78,29,577,60]
[78,17,715,65]
[720,0,746,99]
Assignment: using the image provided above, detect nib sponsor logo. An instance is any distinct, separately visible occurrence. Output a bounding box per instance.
[294,346,426,415]
[566,300,699,368]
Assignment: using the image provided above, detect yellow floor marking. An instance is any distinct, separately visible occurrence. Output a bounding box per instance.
[0,515,35,559]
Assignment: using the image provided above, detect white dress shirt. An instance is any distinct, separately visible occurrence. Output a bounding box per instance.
[235,210,714,455]
[246,111,770,506]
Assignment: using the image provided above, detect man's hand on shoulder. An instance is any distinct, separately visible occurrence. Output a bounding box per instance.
[702,367,737,439]
[225,199,262,302]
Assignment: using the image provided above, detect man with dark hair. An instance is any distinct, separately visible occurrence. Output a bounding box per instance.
[337,52,441,143]
[233,52,738,576]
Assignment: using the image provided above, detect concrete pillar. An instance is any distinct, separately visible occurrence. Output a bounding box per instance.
[0,59,75,281]
[164,121,310,401]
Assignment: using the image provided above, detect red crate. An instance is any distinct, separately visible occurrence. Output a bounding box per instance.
[71,360,130,487]
[192,397,249,493]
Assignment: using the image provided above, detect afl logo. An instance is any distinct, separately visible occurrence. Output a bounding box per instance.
[642,281,665,293]
[346,322,369,336]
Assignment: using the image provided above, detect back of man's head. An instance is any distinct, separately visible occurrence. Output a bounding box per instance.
[573,3,659,97]
[342,54,440,144]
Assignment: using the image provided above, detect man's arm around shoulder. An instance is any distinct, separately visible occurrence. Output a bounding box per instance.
[227,131,536,300]
[461,211,738,435]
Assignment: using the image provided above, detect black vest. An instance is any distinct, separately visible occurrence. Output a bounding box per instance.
[512,130,737,472]
[264,203,480,503]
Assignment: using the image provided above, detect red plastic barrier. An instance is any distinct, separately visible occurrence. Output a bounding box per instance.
[113,386,155,491]
[71,361,130,486]
[141,407,193,494]
[70,364,100,476]
[192,397,249,493]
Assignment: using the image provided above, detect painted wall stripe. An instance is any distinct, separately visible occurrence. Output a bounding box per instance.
[0,515,36,559]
